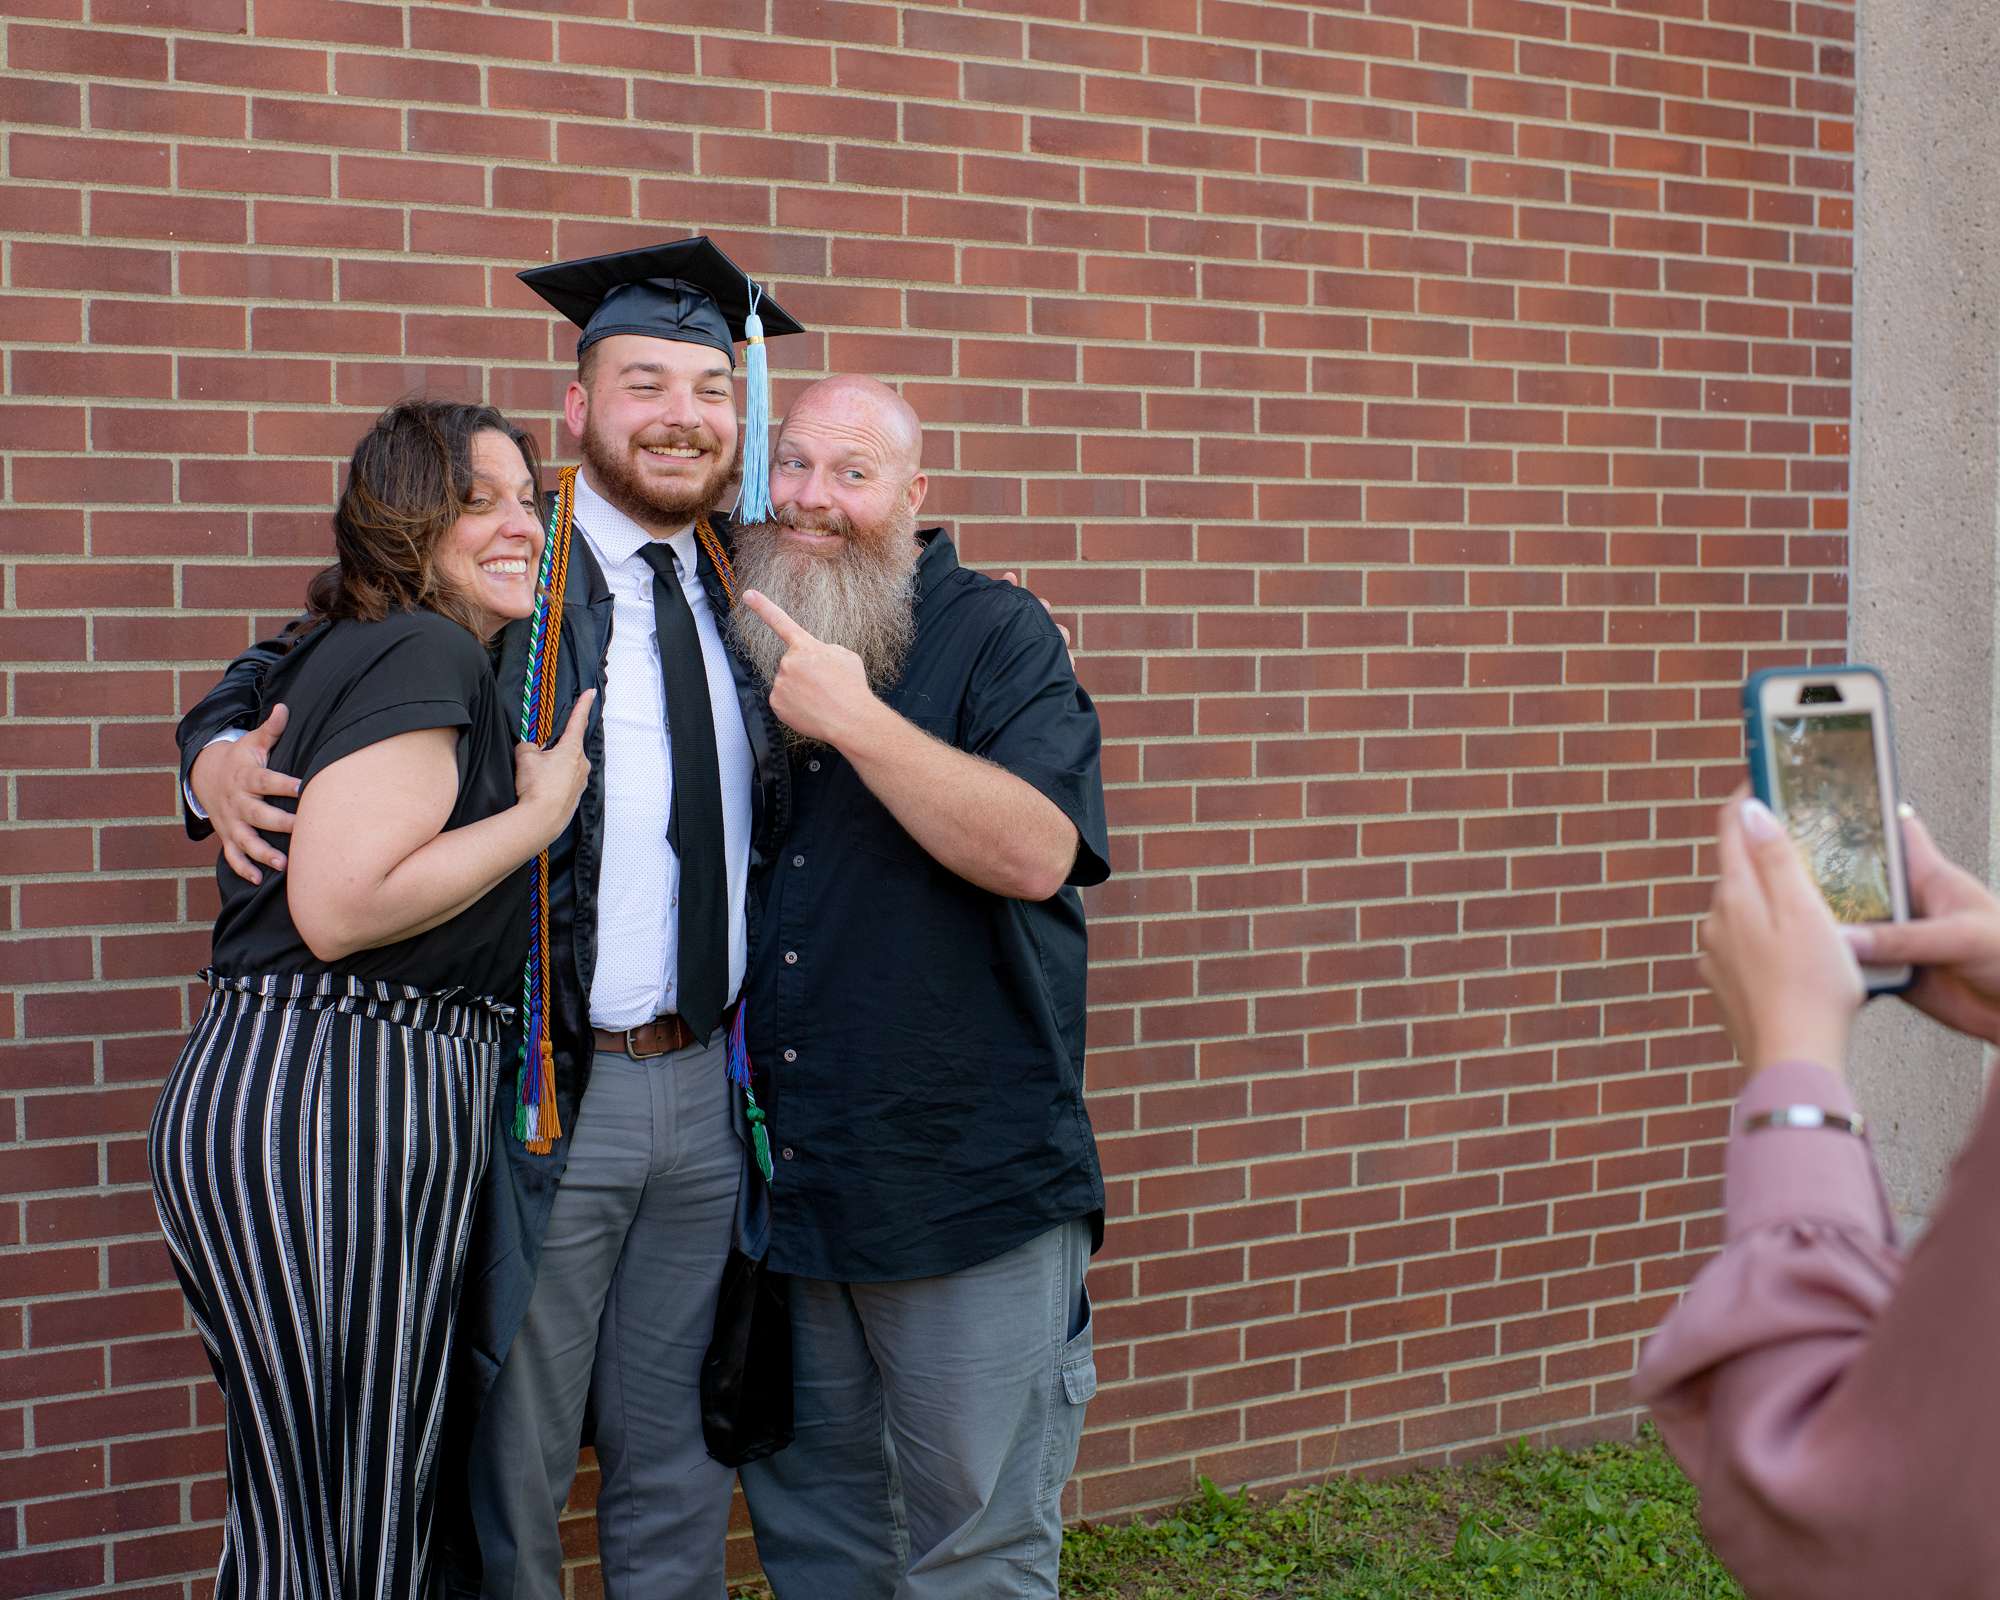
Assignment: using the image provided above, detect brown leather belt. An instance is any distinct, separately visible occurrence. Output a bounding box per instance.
[592,1012,700,1060]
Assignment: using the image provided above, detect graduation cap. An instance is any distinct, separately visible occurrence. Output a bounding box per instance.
[519,236,806,523]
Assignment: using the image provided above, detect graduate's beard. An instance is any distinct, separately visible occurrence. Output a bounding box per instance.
[728,503,921,711]
[579,412,741,531]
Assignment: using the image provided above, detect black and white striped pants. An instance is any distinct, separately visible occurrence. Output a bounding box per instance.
[150,970,506,1600]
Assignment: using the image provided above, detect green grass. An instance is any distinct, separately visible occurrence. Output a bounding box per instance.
[1057,1428,1743,1599]
[730,1429,1739,1599]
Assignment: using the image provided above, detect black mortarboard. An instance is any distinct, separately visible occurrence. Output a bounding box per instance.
[519,237,805,521]
[517,235,804,362]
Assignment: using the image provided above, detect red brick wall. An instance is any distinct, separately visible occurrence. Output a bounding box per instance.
[0,0,1856,1592]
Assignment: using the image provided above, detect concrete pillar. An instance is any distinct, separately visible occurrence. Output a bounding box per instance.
[1849,4,2000,1227]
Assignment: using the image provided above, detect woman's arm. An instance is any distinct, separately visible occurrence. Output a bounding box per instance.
[1635,797,2000,1598]
[285,693,592,962]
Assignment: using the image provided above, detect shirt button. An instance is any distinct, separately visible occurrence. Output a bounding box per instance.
[808,759,821,772]
[792,855,805,867]
[783,950,798,965]
[782,1048,797,1063]
[781,1146,795,1161]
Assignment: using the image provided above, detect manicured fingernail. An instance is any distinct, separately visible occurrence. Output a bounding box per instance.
[1739,797,1781,840]
[1897,800,1916,822]
[1842,925,1875,958]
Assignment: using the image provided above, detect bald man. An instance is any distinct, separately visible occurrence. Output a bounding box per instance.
[726,377,1113,1600]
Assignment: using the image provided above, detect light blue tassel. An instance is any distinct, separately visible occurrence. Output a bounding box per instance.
[735,278,774,526]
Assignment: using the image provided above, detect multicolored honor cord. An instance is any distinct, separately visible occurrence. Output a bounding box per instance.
[511,493,763,1166]
[694,513,736,606]
[513,466,577,1152]
[727,1005,774,1184]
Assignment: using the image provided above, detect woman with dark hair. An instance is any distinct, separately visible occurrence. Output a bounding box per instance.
[149,400,594,1600]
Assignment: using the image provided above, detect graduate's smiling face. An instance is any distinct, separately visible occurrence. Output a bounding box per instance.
[435,429,544,639]
[565,333,741,531]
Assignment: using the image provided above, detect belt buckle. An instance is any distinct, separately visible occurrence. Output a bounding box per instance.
[624,1023,668,1061]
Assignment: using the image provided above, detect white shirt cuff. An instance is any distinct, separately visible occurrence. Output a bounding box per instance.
[184,726,249,820]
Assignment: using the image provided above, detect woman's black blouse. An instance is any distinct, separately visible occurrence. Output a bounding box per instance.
[209,609,529,1001]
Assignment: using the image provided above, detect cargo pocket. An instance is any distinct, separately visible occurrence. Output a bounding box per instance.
[1058,1285,1097,1405]
[1039,1282,1097,1504]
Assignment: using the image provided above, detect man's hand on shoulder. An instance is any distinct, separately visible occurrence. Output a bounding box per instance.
[999,571,1073,664]
[191,704,303,885]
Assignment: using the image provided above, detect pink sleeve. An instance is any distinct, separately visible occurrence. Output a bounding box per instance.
[1635,1060,2000,1598]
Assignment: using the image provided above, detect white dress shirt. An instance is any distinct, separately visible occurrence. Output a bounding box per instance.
[573,471,754,1031]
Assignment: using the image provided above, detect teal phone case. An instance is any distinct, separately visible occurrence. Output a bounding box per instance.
[1740,664,1912,997]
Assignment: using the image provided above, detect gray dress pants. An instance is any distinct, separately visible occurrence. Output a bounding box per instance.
[741,1218,1097,1600]
[469,1041,741,1600]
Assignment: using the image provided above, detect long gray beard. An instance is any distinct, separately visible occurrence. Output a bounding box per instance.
[727,513,920,719]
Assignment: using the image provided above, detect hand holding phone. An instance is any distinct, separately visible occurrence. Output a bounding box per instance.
[1743,666,1912,994]
[1699,788,1866,1075]
[1846,809,2000,1046]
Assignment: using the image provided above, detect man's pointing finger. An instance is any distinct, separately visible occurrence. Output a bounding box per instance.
[742,588,816,647]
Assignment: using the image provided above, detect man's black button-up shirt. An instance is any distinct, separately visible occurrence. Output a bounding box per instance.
[746,530,1112,1283]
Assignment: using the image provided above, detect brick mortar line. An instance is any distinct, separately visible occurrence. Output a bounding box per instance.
[4,239,1857,283]
[2,276,1857,318]
[0,993,1721,1024]
[18,201,1866,239]
[0,355,1858,378]
[12,103,1859,146]
[0,424,1856,445]
[0,1160,1726,1195]
[10,129,1860,181]
[1089,1196,1729,1232]
[0,1025,1720,1046]
[2,356,1857,380]
[0,829,1794,859]
[2,4,1859,52]
[0,802,1764,818]
[24,96,1859,158]
[0,593,1853,609]
[14,31,1856,90]
[2,223,1860,272]
[20,56,1851,94]
[1,1243,1709,1307]
[0,1229,1708,1270]
[0,465,1843,489]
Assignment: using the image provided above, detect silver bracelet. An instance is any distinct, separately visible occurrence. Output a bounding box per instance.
[1740,1104,1866,1138]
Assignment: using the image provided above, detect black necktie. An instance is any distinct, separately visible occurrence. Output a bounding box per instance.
[637,540,728,1040]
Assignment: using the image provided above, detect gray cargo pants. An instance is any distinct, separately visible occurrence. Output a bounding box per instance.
[741,1218,1097,1600]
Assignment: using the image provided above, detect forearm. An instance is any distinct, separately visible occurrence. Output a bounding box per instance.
[292,802,549,960]
[840,703,1077,900]
[1635,1061,2000,1597]
[177,635,292,764]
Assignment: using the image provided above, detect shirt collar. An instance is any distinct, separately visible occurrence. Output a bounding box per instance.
[573,468,698,579]
[914,528,955,602]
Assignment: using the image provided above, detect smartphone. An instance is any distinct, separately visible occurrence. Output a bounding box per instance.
[1743,665,1912,994]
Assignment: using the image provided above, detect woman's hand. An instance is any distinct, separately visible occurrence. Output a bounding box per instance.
[1698,788,1865,1075]
[1845,808,2000,1047]
[513,689,595,846]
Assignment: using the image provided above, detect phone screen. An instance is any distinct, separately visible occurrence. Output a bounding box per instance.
[1769,710,1893,923]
